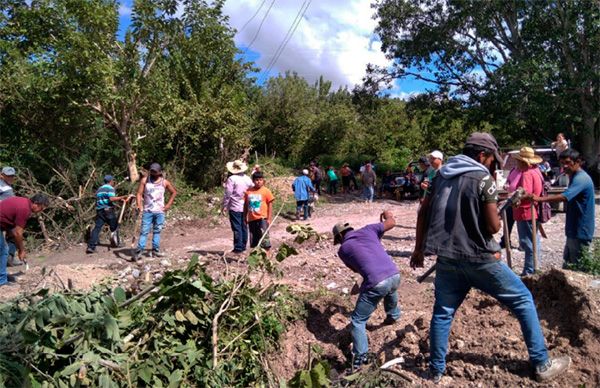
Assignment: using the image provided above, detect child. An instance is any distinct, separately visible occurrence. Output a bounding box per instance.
[244,172,275,250]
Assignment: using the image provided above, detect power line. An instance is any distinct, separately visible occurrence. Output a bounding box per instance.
[238,0,266,34]
[244,0,276,54]
[260,0,311,83]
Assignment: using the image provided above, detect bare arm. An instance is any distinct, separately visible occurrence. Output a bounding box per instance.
[483,202,501,235]
[136,177,146,211]
[531,193,567,203]
[410,196,430,268]
[243,198,249,224]
[13,226,26,259]
[163,179,177,211]
[267,201,273,224]
[381,210,396,232]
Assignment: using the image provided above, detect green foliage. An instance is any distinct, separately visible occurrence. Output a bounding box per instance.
[0,257,303,387]
[565,239,600,275]
[288,344,331,388]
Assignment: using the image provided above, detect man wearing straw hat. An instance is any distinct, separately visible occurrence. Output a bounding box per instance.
[222,160,254,254]
[512,147,545,276]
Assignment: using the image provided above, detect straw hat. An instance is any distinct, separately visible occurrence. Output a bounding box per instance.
[226,160,248,174]
[513,147,543,165]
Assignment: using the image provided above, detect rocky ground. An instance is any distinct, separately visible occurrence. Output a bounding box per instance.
[2,182,600,386]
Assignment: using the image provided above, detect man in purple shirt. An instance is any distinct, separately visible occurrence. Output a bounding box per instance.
[222,160,254,254]
[333,210,400,369]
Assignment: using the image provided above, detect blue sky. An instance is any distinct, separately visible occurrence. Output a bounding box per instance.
[117,0,432,99]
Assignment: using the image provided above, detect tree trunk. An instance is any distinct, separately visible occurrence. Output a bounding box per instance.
[115,122,139,183]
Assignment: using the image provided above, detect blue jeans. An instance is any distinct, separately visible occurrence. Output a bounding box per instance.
[0,231,8,286]
[351,274,401,357]
[430,258,548,375]
[517,220,541,275]
[563,237,591,266]
[363,185,374,202]
[137,211,165,251]
[228,210,247,252]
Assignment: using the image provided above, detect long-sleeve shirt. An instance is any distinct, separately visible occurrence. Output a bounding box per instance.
[223,173,253,212]
[292,175,315,201]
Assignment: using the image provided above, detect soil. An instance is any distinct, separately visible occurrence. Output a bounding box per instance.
[3,181,600,386]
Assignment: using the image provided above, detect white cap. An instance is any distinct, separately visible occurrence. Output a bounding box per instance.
[429,150,443,161]
[302,169,309,175]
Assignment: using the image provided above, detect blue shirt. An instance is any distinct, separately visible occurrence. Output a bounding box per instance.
[292,175,314,201]
[562,170,595,241]
[96,184,116,210]
[338,223,398,291]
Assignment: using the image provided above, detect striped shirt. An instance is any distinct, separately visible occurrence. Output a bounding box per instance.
[96,184,116,210]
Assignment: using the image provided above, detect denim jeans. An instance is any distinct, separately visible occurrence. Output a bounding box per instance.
[296,200,309,220]
[0,231,8,286]
[351,273,401,357]
[137,211,165,251]
[328,180,338,195]
[429,258,548,375]
[517,220,541,275]
[228,210,247,252]
[363,185,374,202]
[88,208,119,250]
[248,219,271,249]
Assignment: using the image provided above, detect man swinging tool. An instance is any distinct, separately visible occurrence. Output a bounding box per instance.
[410,132,570,383]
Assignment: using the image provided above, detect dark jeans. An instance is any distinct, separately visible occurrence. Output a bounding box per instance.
[328,180,338,195]
[312,179,322,195]
[296,200,310,220]
[229,210,248,252]
[249,219,271,249]
[88,208,118,250]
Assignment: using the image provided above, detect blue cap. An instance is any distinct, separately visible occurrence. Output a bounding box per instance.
[103,175,114,183]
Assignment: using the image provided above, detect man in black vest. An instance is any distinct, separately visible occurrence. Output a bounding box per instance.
[411,133,570,383]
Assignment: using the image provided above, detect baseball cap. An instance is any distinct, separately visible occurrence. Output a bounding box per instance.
[2,166,16,176]
[429,150,443,161]
[149,163,162,173]
[332,222,354,245]
[302,169,309,175]
[103,175,114,183]
[465,132,502,164]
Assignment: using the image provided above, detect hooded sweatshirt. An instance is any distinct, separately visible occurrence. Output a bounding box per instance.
[425,155,501,262]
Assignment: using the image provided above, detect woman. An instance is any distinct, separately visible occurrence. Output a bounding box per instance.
[513,147,544,276]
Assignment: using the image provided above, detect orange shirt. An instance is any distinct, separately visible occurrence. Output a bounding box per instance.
[244,186,275,222]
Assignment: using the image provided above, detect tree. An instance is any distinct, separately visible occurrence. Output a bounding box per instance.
[373,0,599,164]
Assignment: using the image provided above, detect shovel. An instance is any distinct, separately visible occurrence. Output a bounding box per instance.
[110,199,129,247]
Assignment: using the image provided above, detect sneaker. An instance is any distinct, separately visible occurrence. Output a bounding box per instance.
[7,274,17,282]
[352,353,371,370]
[428,370,443,384]
[86,247,96,254]
[7,256,23,267]
[151,249,165,258]
[383,316,399,325]
[535,356,571,382]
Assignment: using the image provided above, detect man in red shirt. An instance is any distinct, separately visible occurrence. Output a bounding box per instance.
[0,193,49,286]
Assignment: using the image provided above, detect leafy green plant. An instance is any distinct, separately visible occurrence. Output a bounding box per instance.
[288,344,331,388]
[565,239,600,275]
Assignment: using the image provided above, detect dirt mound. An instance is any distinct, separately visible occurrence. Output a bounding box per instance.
[273,269,600,386]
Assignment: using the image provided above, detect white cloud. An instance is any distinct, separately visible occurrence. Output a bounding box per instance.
[118,4,132,17]
[223,0,391,89]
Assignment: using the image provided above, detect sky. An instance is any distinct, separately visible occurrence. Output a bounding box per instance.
[117,0,432,99]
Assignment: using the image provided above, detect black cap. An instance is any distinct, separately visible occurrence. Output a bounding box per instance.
[465,132,502,164]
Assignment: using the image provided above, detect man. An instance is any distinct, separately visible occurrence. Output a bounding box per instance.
[292,169,315,220]
[0,167,16,201]
[86,175,132,254]
[134,163,177,260]
[361,163,376,203]
[0,193,49,286]
[0,166,20,267]
[411,132,569,383]
[222,160,254,253]
[527,149,595,267]
[333,210,400,369]
[420,150,443,200]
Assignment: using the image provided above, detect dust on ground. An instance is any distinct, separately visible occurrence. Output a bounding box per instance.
[3,186,600,386]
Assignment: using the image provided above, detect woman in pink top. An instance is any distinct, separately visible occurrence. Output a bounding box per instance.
[513,147,544,276]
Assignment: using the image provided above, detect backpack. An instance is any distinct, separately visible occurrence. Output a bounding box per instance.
[537,180,553,223]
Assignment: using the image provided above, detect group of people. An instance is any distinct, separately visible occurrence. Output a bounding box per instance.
[310,161,378,202]
[333,132,595,383]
